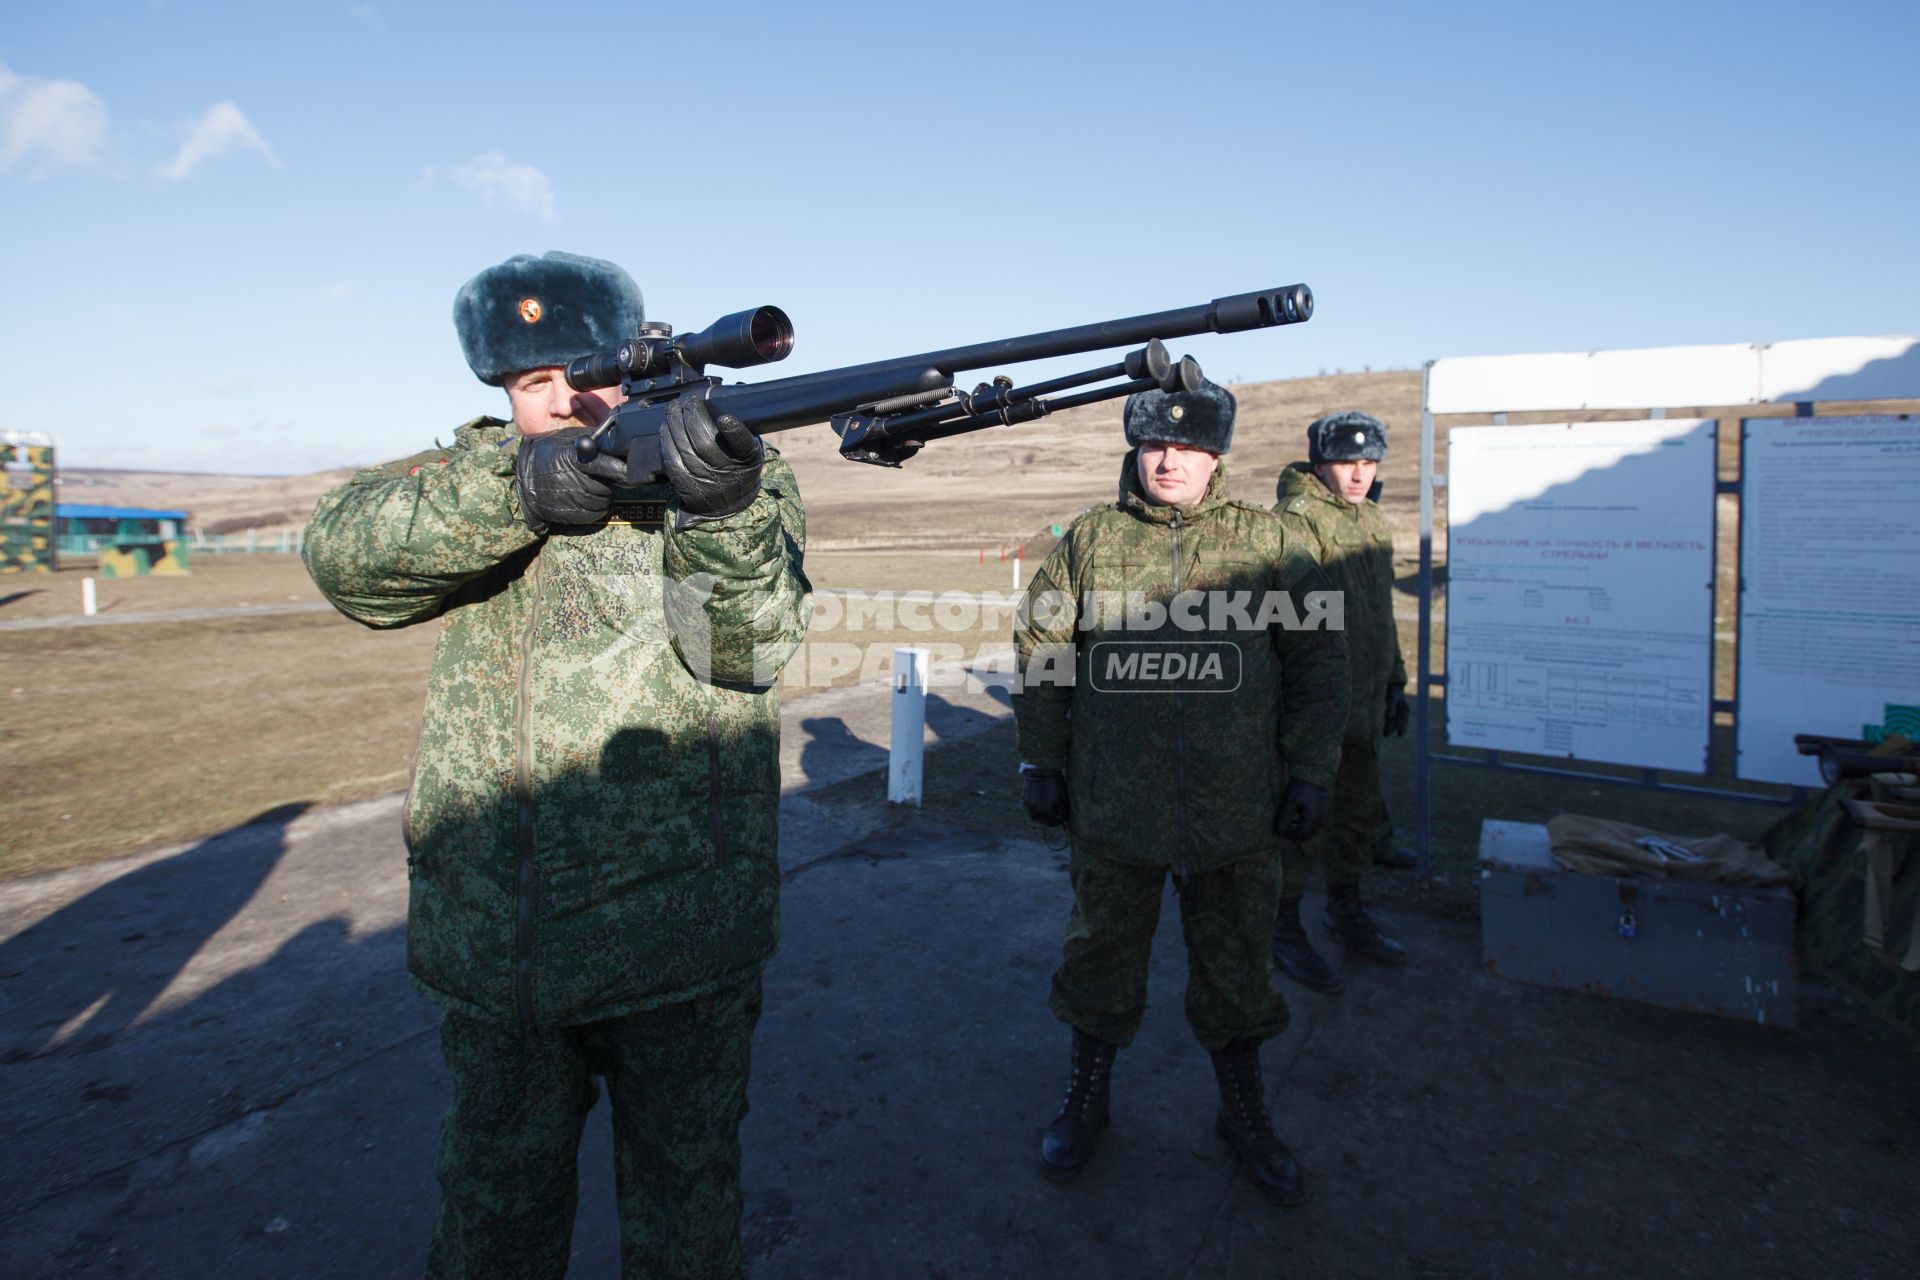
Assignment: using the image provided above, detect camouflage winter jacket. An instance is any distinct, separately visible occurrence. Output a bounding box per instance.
[303,417,811,1028]
[1273,462,1406,743]
[1013,454,1349,874]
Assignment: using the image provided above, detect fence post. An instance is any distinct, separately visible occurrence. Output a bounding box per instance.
[888,647,929,805]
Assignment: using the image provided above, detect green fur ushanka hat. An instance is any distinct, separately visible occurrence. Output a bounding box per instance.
[1122,377,1236,454]
[1307,410,1388,463]
[453,251,645,385]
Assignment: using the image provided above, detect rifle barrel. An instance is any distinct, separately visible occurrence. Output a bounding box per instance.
[740,285,1311,397]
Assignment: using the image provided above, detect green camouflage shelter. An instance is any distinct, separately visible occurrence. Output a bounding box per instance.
[57,503,192,577]
[1,433,57,575]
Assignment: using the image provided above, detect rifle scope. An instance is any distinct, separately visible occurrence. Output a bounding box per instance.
[565,305,793,392]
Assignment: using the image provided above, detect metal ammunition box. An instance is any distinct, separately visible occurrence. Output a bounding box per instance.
[1477,820,1798,1028]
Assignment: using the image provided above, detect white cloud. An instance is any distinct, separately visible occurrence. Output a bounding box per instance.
[161,101,279,179]
[0,63,110,174]
[449,151,555,222]
[347,4,383,30]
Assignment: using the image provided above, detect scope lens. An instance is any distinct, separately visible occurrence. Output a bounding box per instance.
[750,307,794,362]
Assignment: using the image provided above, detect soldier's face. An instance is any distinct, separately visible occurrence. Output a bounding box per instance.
[1317,459,1377,504]
[1137,443,1220,506]
[501,366,623,438]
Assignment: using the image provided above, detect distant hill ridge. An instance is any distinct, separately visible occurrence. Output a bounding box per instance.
[56,369,1423,551]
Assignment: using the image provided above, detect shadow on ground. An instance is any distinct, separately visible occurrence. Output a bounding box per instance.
[1,800,1915,1278]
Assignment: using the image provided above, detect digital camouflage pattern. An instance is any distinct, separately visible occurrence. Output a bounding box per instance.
[0,440,55,575]
[1764,773,1920,1043]
[429,970,762,1279]
[303,417,811,1028]
[1013,454,1350,875]
[1273,462,1404,897]
[1281,733,1379,896]
[1050,841,1290,1050]
[1273,462,1406,741]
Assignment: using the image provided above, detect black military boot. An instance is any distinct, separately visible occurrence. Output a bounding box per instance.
[1323,882,1407,965]
[1039,1028,1115,1182]
[1271,896,1343,994]
[1209,1037,1305,1207]
[1374,843,1419,870]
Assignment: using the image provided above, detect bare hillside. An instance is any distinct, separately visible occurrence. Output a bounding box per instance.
[58,369,1425,552]
[57,466,359,537]
[773,368,1423,552]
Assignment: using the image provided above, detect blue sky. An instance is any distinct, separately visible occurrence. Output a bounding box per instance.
[3,0,1915,474]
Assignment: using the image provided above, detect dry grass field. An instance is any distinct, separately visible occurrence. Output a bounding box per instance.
[0,555,326,621]
[3,608,437,875]
[0,553,1013,877]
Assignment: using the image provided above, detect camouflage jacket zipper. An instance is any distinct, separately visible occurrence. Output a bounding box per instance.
[1170,509,1189,878]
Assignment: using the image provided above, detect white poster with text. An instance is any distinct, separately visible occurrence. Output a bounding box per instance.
[1447,420,1716,771]
[1736,416,1920,786]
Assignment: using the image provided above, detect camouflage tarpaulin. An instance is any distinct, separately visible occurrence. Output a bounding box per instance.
[1764,740,1920,1043]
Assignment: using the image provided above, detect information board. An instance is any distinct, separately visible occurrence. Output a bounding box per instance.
[1736,416,1920,785]
[1446,420,1716,771]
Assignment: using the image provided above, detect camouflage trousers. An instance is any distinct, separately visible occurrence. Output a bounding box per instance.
[427,970,763,1280]
[1050,844,1290,1052]
[1373,793,1398,859]
[1281,734,1379,900]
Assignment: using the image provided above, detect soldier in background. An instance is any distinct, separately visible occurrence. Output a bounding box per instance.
[304,252,811,1279]
[1013,378,1348,1207]
[1269,411,1411,995]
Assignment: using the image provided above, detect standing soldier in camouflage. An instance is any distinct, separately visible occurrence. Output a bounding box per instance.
[1013,378,1348,1207]
[1269,411,1410,994]
[303,252,811,1279]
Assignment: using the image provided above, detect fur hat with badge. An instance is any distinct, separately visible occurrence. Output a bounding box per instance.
[1122,377,1237,455]
[1307,410,1388,463]
[454,251,646,386]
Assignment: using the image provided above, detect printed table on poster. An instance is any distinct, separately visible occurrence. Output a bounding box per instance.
[1446,420,1716,771]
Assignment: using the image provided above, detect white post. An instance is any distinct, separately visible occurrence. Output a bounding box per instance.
[82,577,97,616]
[888,647,929,805]
[246,528,257,553]
[1012,547,1023,591]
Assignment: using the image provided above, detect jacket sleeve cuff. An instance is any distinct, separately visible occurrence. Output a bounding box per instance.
[670,484,775,536]
[1285,763,1335,791]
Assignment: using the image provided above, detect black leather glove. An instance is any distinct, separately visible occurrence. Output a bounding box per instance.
[1275,779,1329,842]
[515,428,614,533]
[661,394,764,524]
[1384,686,1410,737]
[1021,767,1070,827]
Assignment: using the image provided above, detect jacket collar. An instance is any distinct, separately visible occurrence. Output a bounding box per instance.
[1276,460,1348,511]
[455,416,514,449]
